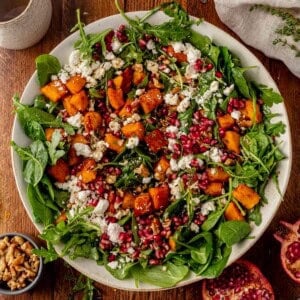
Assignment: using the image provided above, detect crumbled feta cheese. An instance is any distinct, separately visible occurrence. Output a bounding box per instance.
[146,39,155,50]
[142,177,152,184]
[123,113,141,125]
[223,84,234,96]
[55,176,80,192]
[92,140,108,162]
[185,64,198,79]
[107,261,119,269]
[126,136,139,149]
[74,143,92,157]
[204,147,222,163]
[57,69,70,84]
[166,126,178,134]
[169,177,182,199]
[177,97,191,113]
[105,52,116,60]
[146,60,159,74]
[231,110,241,120]
[77,190,91,203]
[164,93,179,106]
[90,216,108,232]
[107,223,124,243]
[177,154,193,170]
[135,89,145,96]
[210,80,219,93]
[193,197,201,205]
[170,158,179,172]
[78,61,93,77]
[190,222,200,233]
[109,120,121,133]
[185,43,201,64]
[93,199,109,215]
[168,139,177,152]
[112,58,124,69]
[201,201,216,216]
[197,80,220,105]
[112,38,122,53]
[171,41,186,53]
[69,50,81,66]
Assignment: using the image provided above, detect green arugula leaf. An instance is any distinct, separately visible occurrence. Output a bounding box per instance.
[35,54,61,86]
[32,242,59,263]
[255,84,283,106]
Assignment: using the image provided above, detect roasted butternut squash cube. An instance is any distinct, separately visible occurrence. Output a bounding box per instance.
[139,88,163,114]
[107,87,125,110]
[121,122,145,140]
[63,95,78,116]
[71,134,88,145]
[224,202,245,221]
[67,147,82,166]
[133,70,146,86]
[66,75,86,94]
[166,45,188,63]
[118,99,138,118]
[134,193,153,216]
[168,236,177,251]
[122,192,135,209]
[240,100,263,127]
[113,75,123,89]
[55,211,68,224]
[144,129,167,153]
[207,167,230,182]
[232,184,260,209]
[121,67,133,93]
[222,131,241,154]
[154,156,170,181]
[217,114,235,129]
[77,158,97,183]
[47,159,69,183]
[105,133,125,153]
[41,80,68,102]
[149,185,170,210]
[69,90,89,112]
[84,111,102,132]
[204,182,223,196]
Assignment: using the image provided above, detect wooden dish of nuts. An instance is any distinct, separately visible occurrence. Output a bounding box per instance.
[0,233,43,295]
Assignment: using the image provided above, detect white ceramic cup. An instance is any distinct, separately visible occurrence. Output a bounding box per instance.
[0,0,52,50]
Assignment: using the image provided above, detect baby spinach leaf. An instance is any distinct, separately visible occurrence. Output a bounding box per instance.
[248,205,262,226]
[232,67,250,98]
[23,120,45,141]
[131,262,189,288]
[216,220,251,247]
[46,130,66,165]
[35,54,61,86]
[201,208,224,231]
[11,140,48,186]
[106,261,136,280]
[188,30,211,55]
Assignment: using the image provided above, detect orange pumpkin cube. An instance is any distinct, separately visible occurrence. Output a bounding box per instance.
[47,159,69,183]
[67,147,82,166]
[133,70,146,86]
[224,202,245,221]
[222,131,241,154]
[63,95,78,116]
[166,45,188,63]
[113,75,123,89]
[139,88,163,114]
[105,133,125,153]
[207,167,230,183]
[41,80,68,102]
[69,90,89,112]
[84,111,102,132]
[149,185,170,210]
[154,156,170,181]
[66,75,86,94]
[204,182,223,196]
[122,192,135,209]
[217,114,235,129]
[134,193,153,216]
[121,122,145,140]
[107,87,125,110]
[71,134,88,145]
[144,129,167,153]
[232,184,260,209]
[118,99,138,118]
[77,158,97,183]
[240,100,263,127]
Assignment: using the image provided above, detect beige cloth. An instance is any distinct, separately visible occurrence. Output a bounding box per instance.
[214,0,300,78]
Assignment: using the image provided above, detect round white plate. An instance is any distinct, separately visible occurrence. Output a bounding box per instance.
[11,11,292,291]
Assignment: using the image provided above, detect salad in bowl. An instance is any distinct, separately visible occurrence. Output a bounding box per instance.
[11,1,290,289]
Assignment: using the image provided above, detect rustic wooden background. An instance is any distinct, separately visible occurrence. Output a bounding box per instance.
[0,0,299,299]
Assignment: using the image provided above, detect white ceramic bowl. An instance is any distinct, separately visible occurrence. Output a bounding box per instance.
[11,11,292,291]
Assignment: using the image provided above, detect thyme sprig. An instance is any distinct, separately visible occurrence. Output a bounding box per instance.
[250,4,300,57]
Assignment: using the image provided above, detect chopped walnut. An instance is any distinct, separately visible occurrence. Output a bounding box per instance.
[0,235,40,291]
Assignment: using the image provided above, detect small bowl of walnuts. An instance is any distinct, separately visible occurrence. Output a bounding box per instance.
[0,232,43,295]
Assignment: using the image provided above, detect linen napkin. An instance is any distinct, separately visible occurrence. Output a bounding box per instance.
[214,0,300,78]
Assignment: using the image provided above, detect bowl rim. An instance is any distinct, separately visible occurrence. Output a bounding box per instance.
[10,10,292,291]
[0,232,43,295]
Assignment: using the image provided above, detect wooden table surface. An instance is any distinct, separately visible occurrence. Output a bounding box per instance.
[0,0,299,299]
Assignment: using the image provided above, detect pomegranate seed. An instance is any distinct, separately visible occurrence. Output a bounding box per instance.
[215,71,223,78]
[206,63,214,71]
[138,39,147,49]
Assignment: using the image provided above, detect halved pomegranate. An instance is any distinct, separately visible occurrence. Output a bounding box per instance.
[202,259,274,300]
[274,219,300,283]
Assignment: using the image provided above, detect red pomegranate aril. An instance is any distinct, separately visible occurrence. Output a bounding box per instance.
[108,254,116,262]
[149,259,160,265]
[138,39,147,49]
[206,63,213,71]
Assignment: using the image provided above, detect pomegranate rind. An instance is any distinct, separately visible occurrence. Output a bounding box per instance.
[274,220,300,284]
[201,259,275,300]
